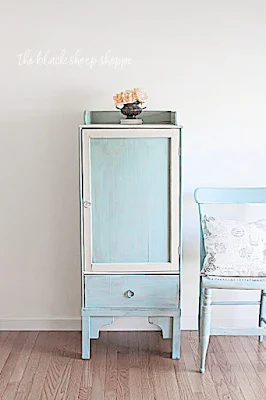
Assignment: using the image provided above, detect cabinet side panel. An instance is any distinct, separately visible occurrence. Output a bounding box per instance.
[90,138,170,263]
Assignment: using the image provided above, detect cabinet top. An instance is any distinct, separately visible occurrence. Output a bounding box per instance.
[79,124,182,129]
[82,110,182,128]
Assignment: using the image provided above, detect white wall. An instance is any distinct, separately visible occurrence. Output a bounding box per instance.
[1,0,266,330]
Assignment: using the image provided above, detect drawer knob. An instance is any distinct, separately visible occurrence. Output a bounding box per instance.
[125,290,134,298]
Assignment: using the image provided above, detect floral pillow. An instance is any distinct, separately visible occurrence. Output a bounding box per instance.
[202,215,266,276]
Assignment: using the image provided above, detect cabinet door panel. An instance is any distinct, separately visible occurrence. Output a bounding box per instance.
[81,128,180,273]
[90,138,170,263]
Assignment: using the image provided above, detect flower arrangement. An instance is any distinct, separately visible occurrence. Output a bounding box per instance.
[113,88,148,120]
[113,88,148,105]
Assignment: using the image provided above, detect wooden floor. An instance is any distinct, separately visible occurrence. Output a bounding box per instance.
[0,331,266,400]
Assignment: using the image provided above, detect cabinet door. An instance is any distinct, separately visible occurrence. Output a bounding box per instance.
[81,128,180,273]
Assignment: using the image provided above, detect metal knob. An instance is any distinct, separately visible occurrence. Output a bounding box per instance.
[83,201,91,208]
[124,290,134,298]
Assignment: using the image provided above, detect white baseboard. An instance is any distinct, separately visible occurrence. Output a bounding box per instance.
[0,318,82,331]
[0,316,259,331]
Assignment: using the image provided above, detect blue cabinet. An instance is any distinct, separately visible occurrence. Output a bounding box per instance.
[79,111,182,358]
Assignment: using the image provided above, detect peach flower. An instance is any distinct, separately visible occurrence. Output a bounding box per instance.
[113,88,148,105]
[113,92,124,105]
[133,88,148,103]
[123,90,135,104]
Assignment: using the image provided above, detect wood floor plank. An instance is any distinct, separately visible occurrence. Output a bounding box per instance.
[240,336,266,395]
[78,338,98,400]
[217,337,257,400]
[27,331,61,400]
[230,336,266,400]
[182,332,204,395]
[0,332,18,374]
[103,332,117,400]
[248,336,266,391]
[129,331,140,367]
[192,395,207,400]
[0,332,10,348]
[258,336,266,352]
[78,360,92,400]
[207,346,233,400]
[53,332,81,400]
[240,337,265,373]
[40,331,69,400]
[248,336,266,368]
[174,353,194,399]
[173,332,204,400]
[46,332,82,400]
[64,332,83,400]
[129,366,142,400]
[14,332,52,400]
[186,331,219,400]
[158,333,181,400]
[210,337,245,400]
[138,332,155,400]
[90,333,108,400]
[148,332,170,400]
[116,332,130,400]
[54,332,82,400]
[128,331,142,400]
[2,331,38,400]
[0,332,27,397]
[248,336,266,363]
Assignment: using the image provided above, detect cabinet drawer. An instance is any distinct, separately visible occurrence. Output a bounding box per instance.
[84,275,179,308]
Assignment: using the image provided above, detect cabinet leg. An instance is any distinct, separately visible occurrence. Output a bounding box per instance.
[148,317,172,338]
[82,316,90,359]
[172,316,181,359]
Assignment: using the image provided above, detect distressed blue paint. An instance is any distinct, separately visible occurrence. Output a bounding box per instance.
[79,127,85,308]
[82,307,180,317]
[178,127,183,309]
[81,316,90,359]
[90,138,170,263]
[148,316,180,358]
[80,111,182,360]
[212,300,261,305]
[81,316,114,359]
[90,316,114,339]
[194,187,266,373]
[202,276,266,289]
[259,290,266,341]
[84,110,178,125]
[194,187,266,204]
[172,316,181,359]
[83,110,91,125]
[81,309,180,360]
[200,288,212,373]
[210,327,266,335]
[148,317,173,338]
[85,275,178,308]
